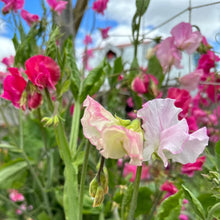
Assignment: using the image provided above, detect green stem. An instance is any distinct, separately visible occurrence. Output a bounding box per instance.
[127,166,142,220]
[55,122,79,220]
[207,202,220,220]
[69,98,81,156]
[134,15,141,59]
[45,88,54,112]
[79,140,90,220]
[19,109,52,218]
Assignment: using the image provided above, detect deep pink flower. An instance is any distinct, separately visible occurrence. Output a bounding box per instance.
[186,116,198,133]
[160,181,178,199]
[100,27,110,39]
[21,9,39,26]
[2,55,14,67]
[127,97,134,108]
[198,51,220,75]
[1,0,24,14]
[137,98,209,167]
[0,71,9,82]
[27,90,42,110]
[179,214,189,220]
[81,95,143,165]
[171,22,202,54]
[167,87,191,118]
[131,76,147,94]
[46,0,67,15]
[92,0,108,15]
[156,37,182,73]
[25,55,60,90]
[83,35,92,45]
[9,189,24,202]
[70,104,74,116]
[123,163,150,182]
[179,69,203,91]
[1,68,27,108]
[181,155,206,177]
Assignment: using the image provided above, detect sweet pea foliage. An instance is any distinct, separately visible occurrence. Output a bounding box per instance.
[81,95,143,165]
[137,98,209,167]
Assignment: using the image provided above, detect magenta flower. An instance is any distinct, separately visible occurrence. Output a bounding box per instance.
[156,37,182,73]
[123,163,150,182]
[21,9,39,26]
[181,155,206,177]
[1,0,24,14]
[171,22,202,54]
[92,0,108,15]
[137,98,209,167]
[131,76,147,94]
[179,69,203,91]
[2,55,14,67]
[100,27,110,39]
[1,68,27,108]
[9,189,24,202]
[160,180,178,199]
[27,90,42,110]
[179,214,189,220]
[46,0,67,15]
[83,35,92,45]
[25,55,61,90]
[167,87,191,118]
[81,95,143,165]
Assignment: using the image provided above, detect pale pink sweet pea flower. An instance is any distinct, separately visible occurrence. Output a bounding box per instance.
[9,189,24,202]
[156,37,182,73]
[21,9,39,26]
[171,22,202,54]
[46,0,67,15]
[137,98,209,167]
[92,0,108,15]
[179,69,203,91]
[181,155,206,177]
[2,55,14,67]
[100,27,110,39]
[1,0,24,14]
[25,55,61,90]
[81,95,143,165]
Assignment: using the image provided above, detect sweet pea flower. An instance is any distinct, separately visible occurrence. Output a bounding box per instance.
[46,0,67,15]
[21,9,39,26]
[9,189,24,202]
[100,27,110,39]
[1,68,27,108]
[156,37,182,73]
[25,55,60,90]
[171,22,202,54]
[181,155,206,177]
[83,35,92,45]
[123,163,150,182]
[92,0,109,15]
[179,214,189,220]
[167,87,191,118]
[179,69,203,91]
[81,95,143,165]
[137,98,209,167]
[131,76,147,94]
[2,55,14,67]
[160,180,178,199]
[1,0,24,14]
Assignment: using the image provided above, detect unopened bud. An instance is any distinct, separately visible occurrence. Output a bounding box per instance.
[89,177,99,198]
[93,186,104,207]
[53,115,59,127]
[100,172,108,194]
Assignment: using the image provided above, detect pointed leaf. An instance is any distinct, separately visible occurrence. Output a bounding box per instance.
[136,0,150,16]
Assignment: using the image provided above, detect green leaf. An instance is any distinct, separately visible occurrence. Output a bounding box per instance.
[182,185,206,220]
[215,140,220,171]
[80,59,106,103]
[207,202,220,220]
[147,55,164,87]
[37,211,51,220]
[45,26,60,60]
[0,143,21,153]
[136,0,150,16]
[73,151,85,167]
[156,190,183,220]
[58,79,71,98]
[0,159,28,186]
[64,38,81,99]
[135,187,153,217]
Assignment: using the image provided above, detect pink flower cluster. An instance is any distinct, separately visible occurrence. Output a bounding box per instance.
[46,0,67,15]
[1,55,60,110]
[81,96,209,167]
[156,22,202,73]
[1,0,24,14]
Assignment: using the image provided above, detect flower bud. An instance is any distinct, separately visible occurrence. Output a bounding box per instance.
[53,115,59,127]
[89,177,99,198]
[93,186,104,207]
[100,172,108,194]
